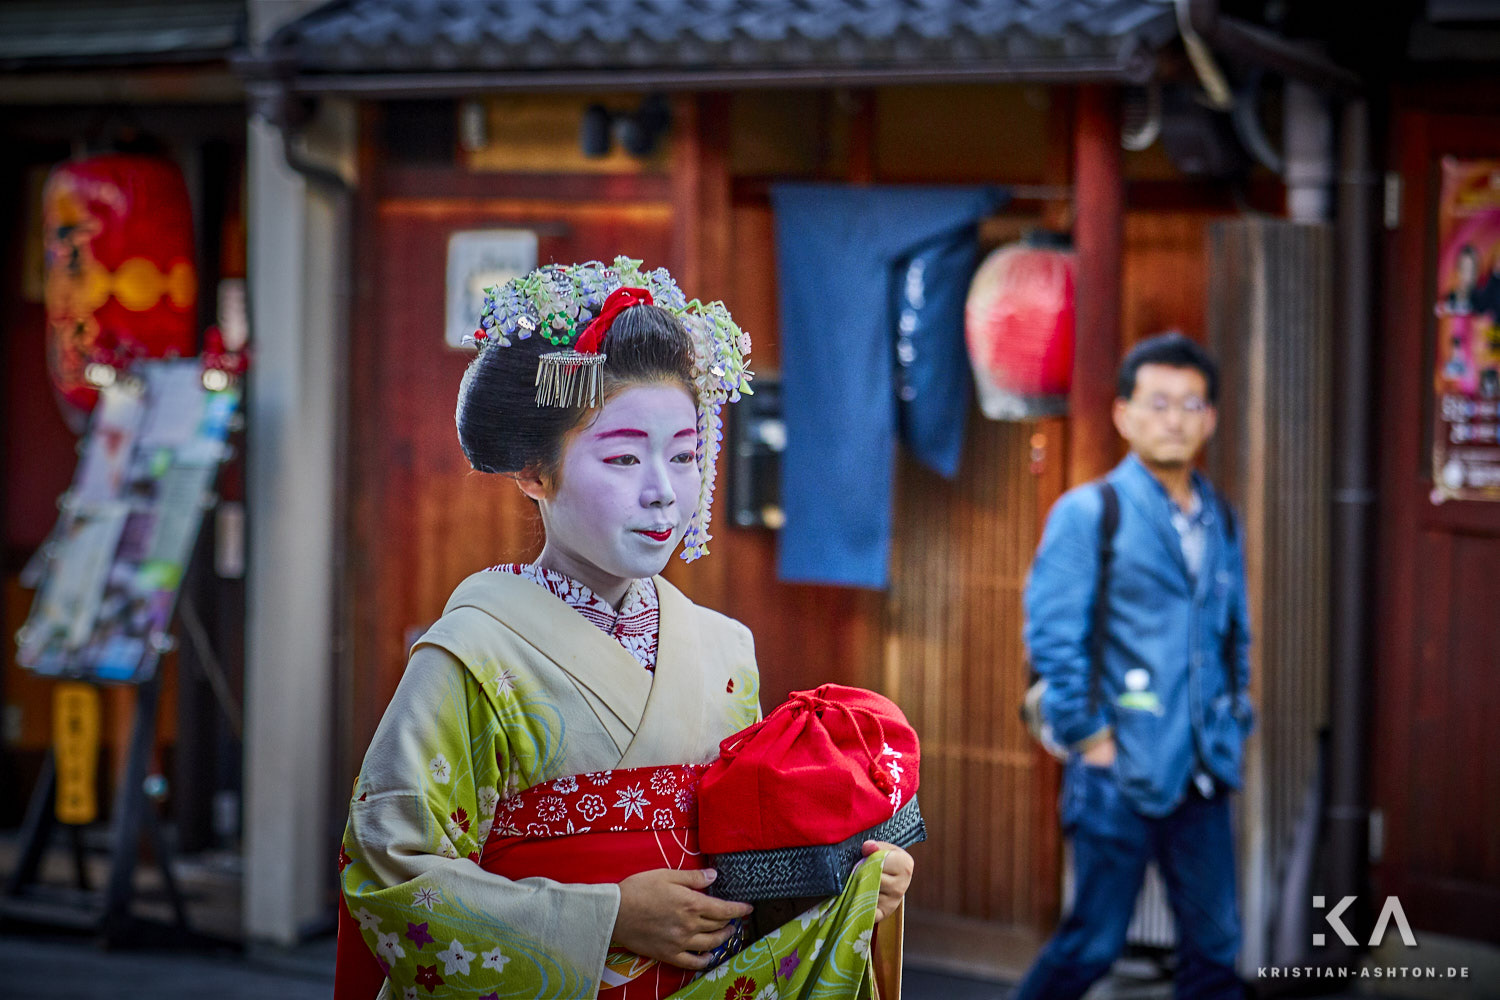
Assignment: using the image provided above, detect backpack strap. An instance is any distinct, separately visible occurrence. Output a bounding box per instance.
[1212,488,1242,703]
[1086,482,1120,716]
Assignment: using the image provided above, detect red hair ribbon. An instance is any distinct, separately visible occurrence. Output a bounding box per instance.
[573,285,653,355]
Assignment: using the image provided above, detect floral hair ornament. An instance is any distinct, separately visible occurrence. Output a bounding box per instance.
[532,285,652,407]
[464,257,753,561]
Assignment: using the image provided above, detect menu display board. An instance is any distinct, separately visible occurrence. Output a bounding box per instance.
[17,360,239,682]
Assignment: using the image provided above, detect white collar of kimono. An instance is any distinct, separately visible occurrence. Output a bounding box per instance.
[438,571,708,767]
[508,562,656,620]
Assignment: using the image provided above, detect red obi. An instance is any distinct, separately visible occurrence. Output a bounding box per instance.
[484,764,712,998]
[483,764,707,882]
[336,764,710,1000]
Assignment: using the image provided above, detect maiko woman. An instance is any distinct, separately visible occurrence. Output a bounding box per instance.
[335,259,913,999]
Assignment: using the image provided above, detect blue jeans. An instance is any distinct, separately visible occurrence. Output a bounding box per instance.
[1012,761,1243,1000]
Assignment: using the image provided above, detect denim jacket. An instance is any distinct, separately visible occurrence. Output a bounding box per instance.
[1024,454,1254,817]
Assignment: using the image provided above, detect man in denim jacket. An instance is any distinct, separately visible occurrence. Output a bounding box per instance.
[1014,333,1252,1000]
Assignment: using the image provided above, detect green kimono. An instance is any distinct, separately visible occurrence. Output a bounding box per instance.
[341,570,890,999]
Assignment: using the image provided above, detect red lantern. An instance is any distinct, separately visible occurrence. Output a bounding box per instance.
[43,154,197,419]
[964,236,1075,419]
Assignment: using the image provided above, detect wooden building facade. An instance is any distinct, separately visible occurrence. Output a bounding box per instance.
[2,0,1496,981]
[249,0,1271,969]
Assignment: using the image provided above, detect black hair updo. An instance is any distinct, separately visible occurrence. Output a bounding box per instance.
[456,303,696,480]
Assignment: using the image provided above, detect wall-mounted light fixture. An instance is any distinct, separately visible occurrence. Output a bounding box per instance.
[728,377,785,530]
[580,94,671,158]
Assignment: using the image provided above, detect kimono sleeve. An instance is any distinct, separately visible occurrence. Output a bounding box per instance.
[340,645,619,998]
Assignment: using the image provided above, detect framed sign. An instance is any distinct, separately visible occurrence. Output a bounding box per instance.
[1431,158,1500,503]
[444,229,538,348]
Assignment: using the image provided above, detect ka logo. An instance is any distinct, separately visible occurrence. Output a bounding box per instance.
[1312,895,1417,948]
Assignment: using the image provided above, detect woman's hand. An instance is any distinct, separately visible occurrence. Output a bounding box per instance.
[861,841,914,923]
[612,868,754,970]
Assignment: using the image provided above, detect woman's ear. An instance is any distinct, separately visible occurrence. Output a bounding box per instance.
[515,467,550,503]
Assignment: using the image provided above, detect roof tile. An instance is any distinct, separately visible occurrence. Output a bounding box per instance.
[270,0,1175,81]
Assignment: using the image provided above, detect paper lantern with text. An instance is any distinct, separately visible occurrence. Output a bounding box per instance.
[964,235,1075,420]
[43,154,197,420]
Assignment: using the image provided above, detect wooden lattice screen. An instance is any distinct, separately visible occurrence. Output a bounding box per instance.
[883,414,1065,931]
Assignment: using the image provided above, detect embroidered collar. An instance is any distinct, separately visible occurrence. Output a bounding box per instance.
[486,563,660,671]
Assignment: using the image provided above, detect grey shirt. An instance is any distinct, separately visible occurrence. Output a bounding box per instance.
[1170,485,1218,797]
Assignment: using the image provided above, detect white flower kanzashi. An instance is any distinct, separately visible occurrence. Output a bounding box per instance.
[437,939,475,976]
[614,785,648,822]
[353,907,382,932]
[429,754,451,784]
[481,947,511,973]
[412,887,442,911]
[376,931,405,963]
[852,929,873,959]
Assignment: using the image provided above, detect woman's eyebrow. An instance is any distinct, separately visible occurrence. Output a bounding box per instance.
[593,428,648,440]
[674,428,696,439]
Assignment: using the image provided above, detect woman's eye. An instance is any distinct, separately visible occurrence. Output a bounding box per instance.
[671,452,696,464]
[604,454,639,466]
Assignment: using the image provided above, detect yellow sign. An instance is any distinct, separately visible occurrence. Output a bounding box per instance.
[53,682,101,825]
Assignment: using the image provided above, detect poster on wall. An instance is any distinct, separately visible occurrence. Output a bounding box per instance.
[1432,157,1500,503]
[444,229,538,348]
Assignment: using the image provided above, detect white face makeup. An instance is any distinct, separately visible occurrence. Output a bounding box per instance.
[529,383,700,607]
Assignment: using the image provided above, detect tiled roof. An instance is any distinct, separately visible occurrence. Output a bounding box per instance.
[0,0,244,69]
[267,0,1177,85]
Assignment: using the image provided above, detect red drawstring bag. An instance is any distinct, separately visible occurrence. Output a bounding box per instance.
[698,685,922,874]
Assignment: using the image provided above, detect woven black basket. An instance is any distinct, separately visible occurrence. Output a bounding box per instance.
[706,795,926,902]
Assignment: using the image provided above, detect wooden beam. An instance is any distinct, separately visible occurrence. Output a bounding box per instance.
[378,165,673,204]
[667,93,733,606]
[1043,89,1075,233]
[847,89,877,185]
[670,93,732,300]
[1068,84,1125,485]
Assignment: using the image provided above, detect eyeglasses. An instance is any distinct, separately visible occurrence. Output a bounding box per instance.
[1132,395,1210,416]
